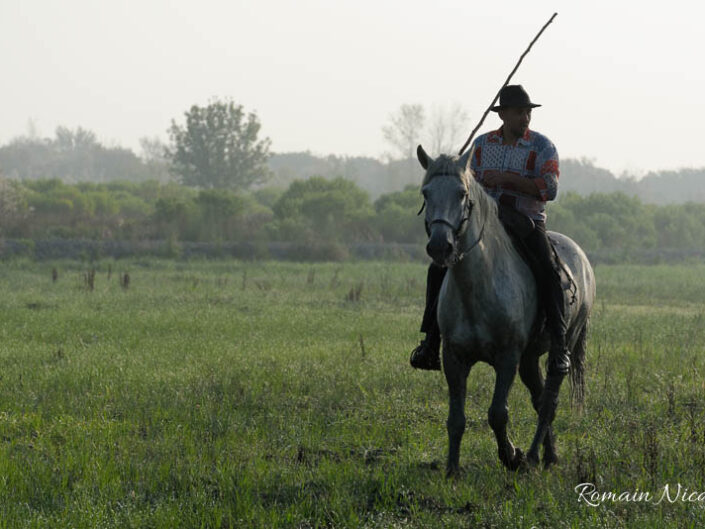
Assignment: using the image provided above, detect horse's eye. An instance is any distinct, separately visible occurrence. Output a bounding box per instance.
[458,190,467,200]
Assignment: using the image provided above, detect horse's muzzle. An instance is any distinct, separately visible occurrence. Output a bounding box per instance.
[427,224,456,267]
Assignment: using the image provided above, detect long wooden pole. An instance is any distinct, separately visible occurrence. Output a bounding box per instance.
[458,12,558,156]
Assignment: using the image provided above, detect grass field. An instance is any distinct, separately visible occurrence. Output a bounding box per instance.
[0,258,704,528]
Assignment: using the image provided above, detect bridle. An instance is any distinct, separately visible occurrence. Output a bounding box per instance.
[419,180,486,262]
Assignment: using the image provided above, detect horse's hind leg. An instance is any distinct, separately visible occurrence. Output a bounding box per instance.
[519,352,557,467]
[527,362,568,469]
[570,320,589,408]
[489,358,524,470]
[443,344,471,477]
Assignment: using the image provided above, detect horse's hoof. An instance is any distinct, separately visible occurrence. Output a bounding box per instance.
[543,451,559,469]
[445,465,461,479]
[526,450,540,467]
[501,447,526,471]
[509,447,526,471]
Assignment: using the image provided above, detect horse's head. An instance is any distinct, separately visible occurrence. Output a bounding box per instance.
[417,144,477,268]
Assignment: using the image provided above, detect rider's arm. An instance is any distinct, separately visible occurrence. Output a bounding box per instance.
[481,171,542,198]
[534,142,560,202]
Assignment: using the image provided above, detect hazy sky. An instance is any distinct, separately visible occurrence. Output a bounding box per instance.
[2,1,703,175]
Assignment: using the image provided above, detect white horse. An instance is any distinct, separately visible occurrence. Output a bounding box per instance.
[417,145,595,473]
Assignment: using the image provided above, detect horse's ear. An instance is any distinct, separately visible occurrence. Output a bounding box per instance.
[417,144,432,170]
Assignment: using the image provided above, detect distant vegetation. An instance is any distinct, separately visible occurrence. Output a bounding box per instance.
[2,174,705,262]
[269,153,705,205]
[2,101,705,261]
[0,126,157,183]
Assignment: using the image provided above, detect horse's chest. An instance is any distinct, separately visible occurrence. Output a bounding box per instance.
[438,291,532,361]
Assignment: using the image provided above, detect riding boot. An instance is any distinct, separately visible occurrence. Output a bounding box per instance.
[410,263,446,371]
[409,330,441,371]
[522,221,570,377]
[545,267,570,378]
[539,268,570,425]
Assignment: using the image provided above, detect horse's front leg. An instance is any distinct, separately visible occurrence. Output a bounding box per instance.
[443,343,471,478]
[489,358,524,470]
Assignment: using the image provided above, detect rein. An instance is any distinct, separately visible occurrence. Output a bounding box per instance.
[421,191,486,262]
[457,213,485,261]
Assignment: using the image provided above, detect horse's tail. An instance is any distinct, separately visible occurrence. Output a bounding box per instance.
[569,317,589,409]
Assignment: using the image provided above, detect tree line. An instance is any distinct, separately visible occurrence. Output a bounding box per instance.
[2,97,705,261]
[3,98,705,204]
[2,175,705,258]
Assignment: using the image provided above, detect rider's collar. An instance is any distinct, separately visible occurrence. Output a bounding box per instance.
[489,127,532,147]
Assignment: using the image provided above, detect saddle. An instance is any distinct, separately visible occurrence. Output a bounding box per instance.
[498,204,577,305]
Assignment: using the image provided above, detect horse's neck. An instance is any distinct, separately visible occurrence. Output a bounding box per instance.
[451,201,527,301]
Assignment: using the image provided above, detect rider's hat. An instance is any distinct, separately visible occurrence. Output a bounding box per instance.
[490,85,542,112]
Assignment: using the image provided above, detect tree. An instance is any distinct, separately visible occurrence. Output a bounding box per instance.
[54,126,98,152]
[426,102,470,156]
[139,136,172,183]
[382,104,425,162]
[272,177,374,242]
[0,127,150,182]
[374,185,426,243]
[0,176,29,237]
[167,98,271,190]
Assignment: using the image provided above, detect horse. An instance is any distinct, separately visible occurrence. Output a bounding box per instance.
[416,144,595,474]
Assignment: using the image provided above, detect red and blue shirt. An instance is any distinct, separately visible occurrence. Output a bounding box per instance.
[470,128,559,221]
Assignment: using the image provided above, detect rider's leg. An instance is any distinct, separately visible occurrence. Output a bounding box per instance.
[523,221,569,423]
[524,221,569,376]
[410,262,446,370]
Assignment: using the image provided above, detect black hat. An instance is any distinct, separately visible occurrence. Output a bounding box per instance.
[490,85,541,112]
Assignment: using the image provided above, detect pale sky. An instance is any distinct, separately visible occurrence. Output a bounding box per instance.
[1,1,703,176]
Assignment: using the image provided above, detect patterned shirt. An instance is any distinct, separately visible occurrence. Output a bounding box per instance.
[470,128,560,221]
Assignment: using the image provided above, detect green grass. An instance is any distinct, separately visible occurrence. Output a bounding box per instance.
[0,259,704,528]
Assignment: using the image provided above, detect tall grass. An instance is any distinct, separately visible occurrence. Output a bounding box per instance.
[0,259,703,527]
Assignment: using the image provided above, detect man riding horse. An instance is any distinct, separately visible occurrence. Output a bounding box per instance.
[411,85,570,409]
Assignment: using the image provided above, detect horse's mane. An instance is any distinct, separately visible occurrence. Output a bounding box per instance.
[421,154,499,218]
[421,155,471,189]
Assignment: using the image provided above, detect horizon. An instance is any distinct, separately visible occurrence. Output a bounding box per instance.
[1,125,693,181]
